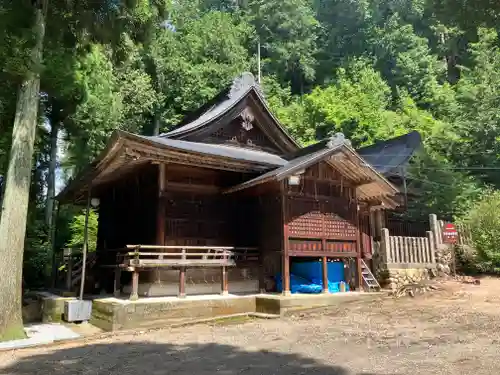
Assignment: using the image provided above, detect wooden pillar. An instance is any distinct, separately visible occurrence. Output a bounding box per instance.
[282,255,290,295]
[322,257,329,293]
[130,269,139,301]
[356,257,363,291]
[258,250,265,293]
[113,268,122,298]
[381,228,391,263]
[281,182,291,296]
[156,163,166,245]
[355,202,363,291]
[426,231,436,264]
[179,267,186,298]
[65,251,73,291]
[221,266,228,295]
[429,214,441,249]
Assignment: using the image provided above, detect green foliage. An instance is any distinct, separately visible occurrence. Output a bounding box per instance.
[243,0,319,93]
[0,0,500,292]
[460,190,500,273]
[65,43,156,171]
[450,29,500,187]
[148,10,252,130]
[67,209,98,253]
[405,151,483,220]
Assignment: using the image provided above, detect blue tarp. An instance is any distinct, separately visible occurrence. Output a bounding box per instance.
[292,261,345,283]
[275,273,323,294]
[275,261,349,294]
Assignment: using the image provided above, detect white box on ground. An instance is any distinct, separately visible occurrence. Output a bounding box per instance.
[64,300,92,322]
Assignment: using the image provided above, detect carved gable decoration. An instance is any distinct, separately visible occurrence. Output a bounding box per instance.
[202,106,282,153]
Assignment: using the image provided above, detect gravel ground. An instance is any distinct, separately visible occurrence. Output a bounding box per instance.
[1,277,500,375]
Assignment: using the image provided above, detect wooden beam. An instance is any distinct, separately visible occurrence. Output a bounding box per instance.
[356,257,363,291]
[133,259,236,267]
[130,270,139,301]
[113,268,121,298]
[258,250,265,293]
[164,181,220,194]
[221,266,228,295]
[281,182,291,295]
[355,191,363,291]
[156,163,166,245]
[179,266,186,298]
[322,256,329,293]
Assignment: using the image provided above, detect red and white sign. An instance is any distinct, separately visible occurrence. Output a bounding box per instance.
[442,223,458,244]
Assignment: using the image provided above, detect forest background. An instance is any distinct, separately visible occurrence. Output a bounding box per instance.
[1,0,500,290]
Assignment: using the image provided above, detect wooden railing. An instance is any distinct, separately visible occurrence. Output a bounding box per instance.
[111,245,260,300]
[456,223,473,246]
[115,245,259,268]
[380,228,436,268]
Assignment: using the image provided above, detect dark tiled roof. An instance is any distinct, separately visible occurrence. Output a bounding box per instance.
[139,135,288,167]
[162,73,263,138]
[357,131,422,176]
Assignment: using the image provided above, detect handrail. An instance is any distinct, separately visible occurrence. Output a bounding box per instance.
[111,245,259,269]
[125,245,258,250]
[126,252,233,256]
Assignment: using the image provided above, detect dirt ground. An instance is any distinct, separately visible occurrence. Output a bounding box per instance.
[1,277,500,375]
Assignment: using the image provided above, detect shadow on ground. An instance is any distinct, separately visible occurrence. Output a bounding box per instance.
[0,341,393,375]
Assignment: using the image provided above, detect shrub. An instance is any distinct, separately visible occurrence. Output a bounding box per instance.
[461,190,500,273]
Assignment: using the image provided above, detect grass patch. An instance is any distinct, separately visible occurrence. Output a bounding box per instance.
[0,324,26,342]
[207,315,255,327]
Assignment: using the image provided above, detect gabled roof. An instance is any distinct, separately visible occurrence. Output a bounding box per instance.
[224,133,400,206]
[56,131,288,203]
[161,72,300,153]
[357,131,422,177]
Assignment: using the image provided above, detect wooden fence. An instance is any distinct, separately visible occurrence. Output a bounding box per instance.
[380,228,436,268]
[456,223,473,246]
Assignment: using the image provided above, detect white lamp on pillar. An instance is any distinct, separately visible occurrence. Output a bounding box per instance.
[90,197,100,208]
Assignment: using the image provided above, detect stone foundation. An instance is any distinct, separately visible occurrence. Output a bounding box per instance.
[123,267,260,297]
[90,295,257,331]
[90,292,380,331]
[385,268,432,290]
[435,244,453,274]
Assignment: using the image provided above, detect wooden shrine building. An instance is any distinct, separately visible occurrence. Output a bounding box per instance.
[358,131,426,237]
[57,73,400,299]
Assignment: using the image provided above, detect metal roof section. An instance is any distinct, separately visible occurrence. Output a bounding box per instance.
[357,131,422,176]
[138,134,288,167]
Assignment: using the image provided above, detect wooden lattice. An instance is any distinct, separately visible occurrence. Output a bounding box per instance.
[289,239,322,252]
[324,240,356,253]
[287,196,358,240]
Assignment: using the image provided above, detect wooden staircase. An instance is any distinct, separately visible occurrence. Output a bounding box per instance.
[70,252,98,288]
[361,259,380,292]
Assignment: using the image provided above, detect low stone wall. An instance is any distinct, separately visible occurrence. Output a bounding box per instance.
[32,292,76,323]
[91,295,257,331]
[384,267,433,290]
[89,292,382,331]
[435,244,453,274]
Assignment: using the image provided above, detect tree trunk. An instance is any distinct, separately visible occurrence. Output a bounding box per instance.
[46,111,59,284]
[152,107,161,136]
[0,0,46,341]
[45,116,59,228]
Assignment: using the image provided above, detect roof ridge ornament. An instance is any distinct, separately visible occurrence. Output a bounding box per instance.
[327,132,352,148]
[229,72,264,99]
